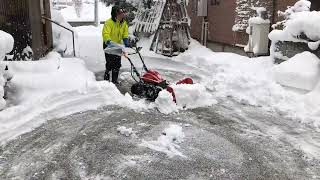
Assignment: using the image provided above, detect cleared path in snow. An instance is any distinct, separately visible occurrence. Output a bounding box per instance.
[0,66,319,179]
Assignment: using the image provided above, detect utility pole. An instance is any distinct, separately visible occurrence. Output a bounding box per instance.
[94,0,99,27]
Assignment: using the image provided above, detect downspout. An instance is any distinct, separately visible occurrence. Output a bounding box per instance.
[271,0,276,26]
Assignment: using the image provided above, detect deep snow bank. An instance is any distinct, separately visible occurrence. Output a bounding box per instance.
[0,52,150,144]
[155,83,217,114]
[174,40,320,129]
[273,52,320,91]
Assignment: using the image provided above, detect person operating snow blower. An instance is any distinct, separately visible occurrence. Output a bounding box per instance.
[102,6,130,84]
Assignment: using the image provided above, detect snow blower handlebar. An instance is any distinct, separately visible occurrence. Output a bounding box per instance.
[123,52,141,81]
[104,42,149,82]
[126,46,149,72]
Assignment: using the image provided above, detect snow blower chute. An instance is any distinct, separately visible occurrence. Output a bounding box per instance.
[104,43,193,102]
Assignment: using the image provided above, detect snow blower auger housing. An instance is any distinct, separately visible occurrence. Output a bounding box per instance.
[104,42,193,102]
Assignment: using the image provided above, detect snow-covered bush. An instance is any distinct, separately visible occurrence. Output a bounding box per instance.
[272,0,311,30]
[0,30,14,110]
[268,0,320,60]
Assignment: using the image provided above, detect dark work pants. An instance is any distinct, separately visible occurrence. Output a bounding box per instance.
[104,53,121,83]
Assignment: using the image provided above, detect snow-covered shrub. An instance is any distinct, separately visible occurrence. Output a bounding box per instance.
[268,0,320,60]
[272,0,311,30]
[0,30,14,110]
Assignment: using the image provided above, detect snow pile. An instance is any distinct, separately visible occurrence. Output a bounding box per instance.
[7,52,95,102]
[155,84,217,114]
[117,126,134,137]
[273,52,320,91]
[0,30,14,110]
[285,11,320,41]
[155,90,178,114]
[51,9,78,56]
[0,30,14,60]
[177,40,320,128]
[0,52,152,143]
[308,40,320,50]
[172,84,217,108]
[60,2,111,22]
[141,124,186,158]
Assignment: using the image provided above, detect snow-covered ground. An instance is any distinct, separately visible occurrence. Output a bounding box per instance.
[1,5,320,164]
[59,1,111,22]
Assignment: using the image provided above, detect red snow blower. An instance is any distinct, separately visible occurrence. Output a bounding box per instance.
[105,42,193,102]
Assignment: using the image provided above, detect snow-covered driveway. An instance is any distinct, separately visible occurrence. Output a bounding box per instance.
[1,25,320,179]
[0,97,319,179]
[1,57,320,179]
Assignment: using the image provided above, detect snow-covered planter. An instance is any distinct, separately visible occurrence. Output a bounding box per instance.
[0,30,14,110]
[269,0,320,62]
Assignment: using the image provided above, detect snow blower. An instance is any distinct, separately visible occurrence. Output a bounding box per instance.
[105,42,193,102]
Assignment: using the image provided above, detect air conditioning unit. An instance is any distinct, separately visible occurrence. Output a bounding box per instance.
[197,0,207,17]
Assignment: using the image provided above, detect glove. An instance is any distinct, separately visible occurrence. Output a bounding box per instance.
[105,40,111,47]
[123,38,130,48]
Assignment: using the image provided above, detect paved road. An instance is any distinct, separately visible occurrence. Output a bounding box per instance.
[0,69,319,179]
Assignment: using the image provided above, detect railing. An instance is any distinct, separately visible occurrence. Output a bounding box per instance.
[41,16,76,57]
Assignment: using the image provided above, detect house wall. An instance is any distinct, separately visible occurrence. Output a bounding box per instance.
[187,0,318,51]
[207,0,237,44]
[28,0,53,59]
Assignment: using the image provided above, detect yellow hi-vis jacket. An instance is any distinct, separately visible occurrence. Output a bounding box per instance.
[102,18,129,44]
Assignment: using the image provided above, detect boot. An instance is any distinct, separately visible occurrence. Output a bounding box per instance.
[112,70,120,84]
[104,71,110,81]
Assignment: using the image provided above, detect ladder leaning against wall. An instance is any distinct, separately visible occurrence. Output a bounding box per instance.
[133,0,190,57]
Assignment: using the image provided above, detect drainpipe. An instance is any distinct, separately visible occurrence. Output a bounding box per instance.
[272,0,277,25]
[94,0,99,27]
